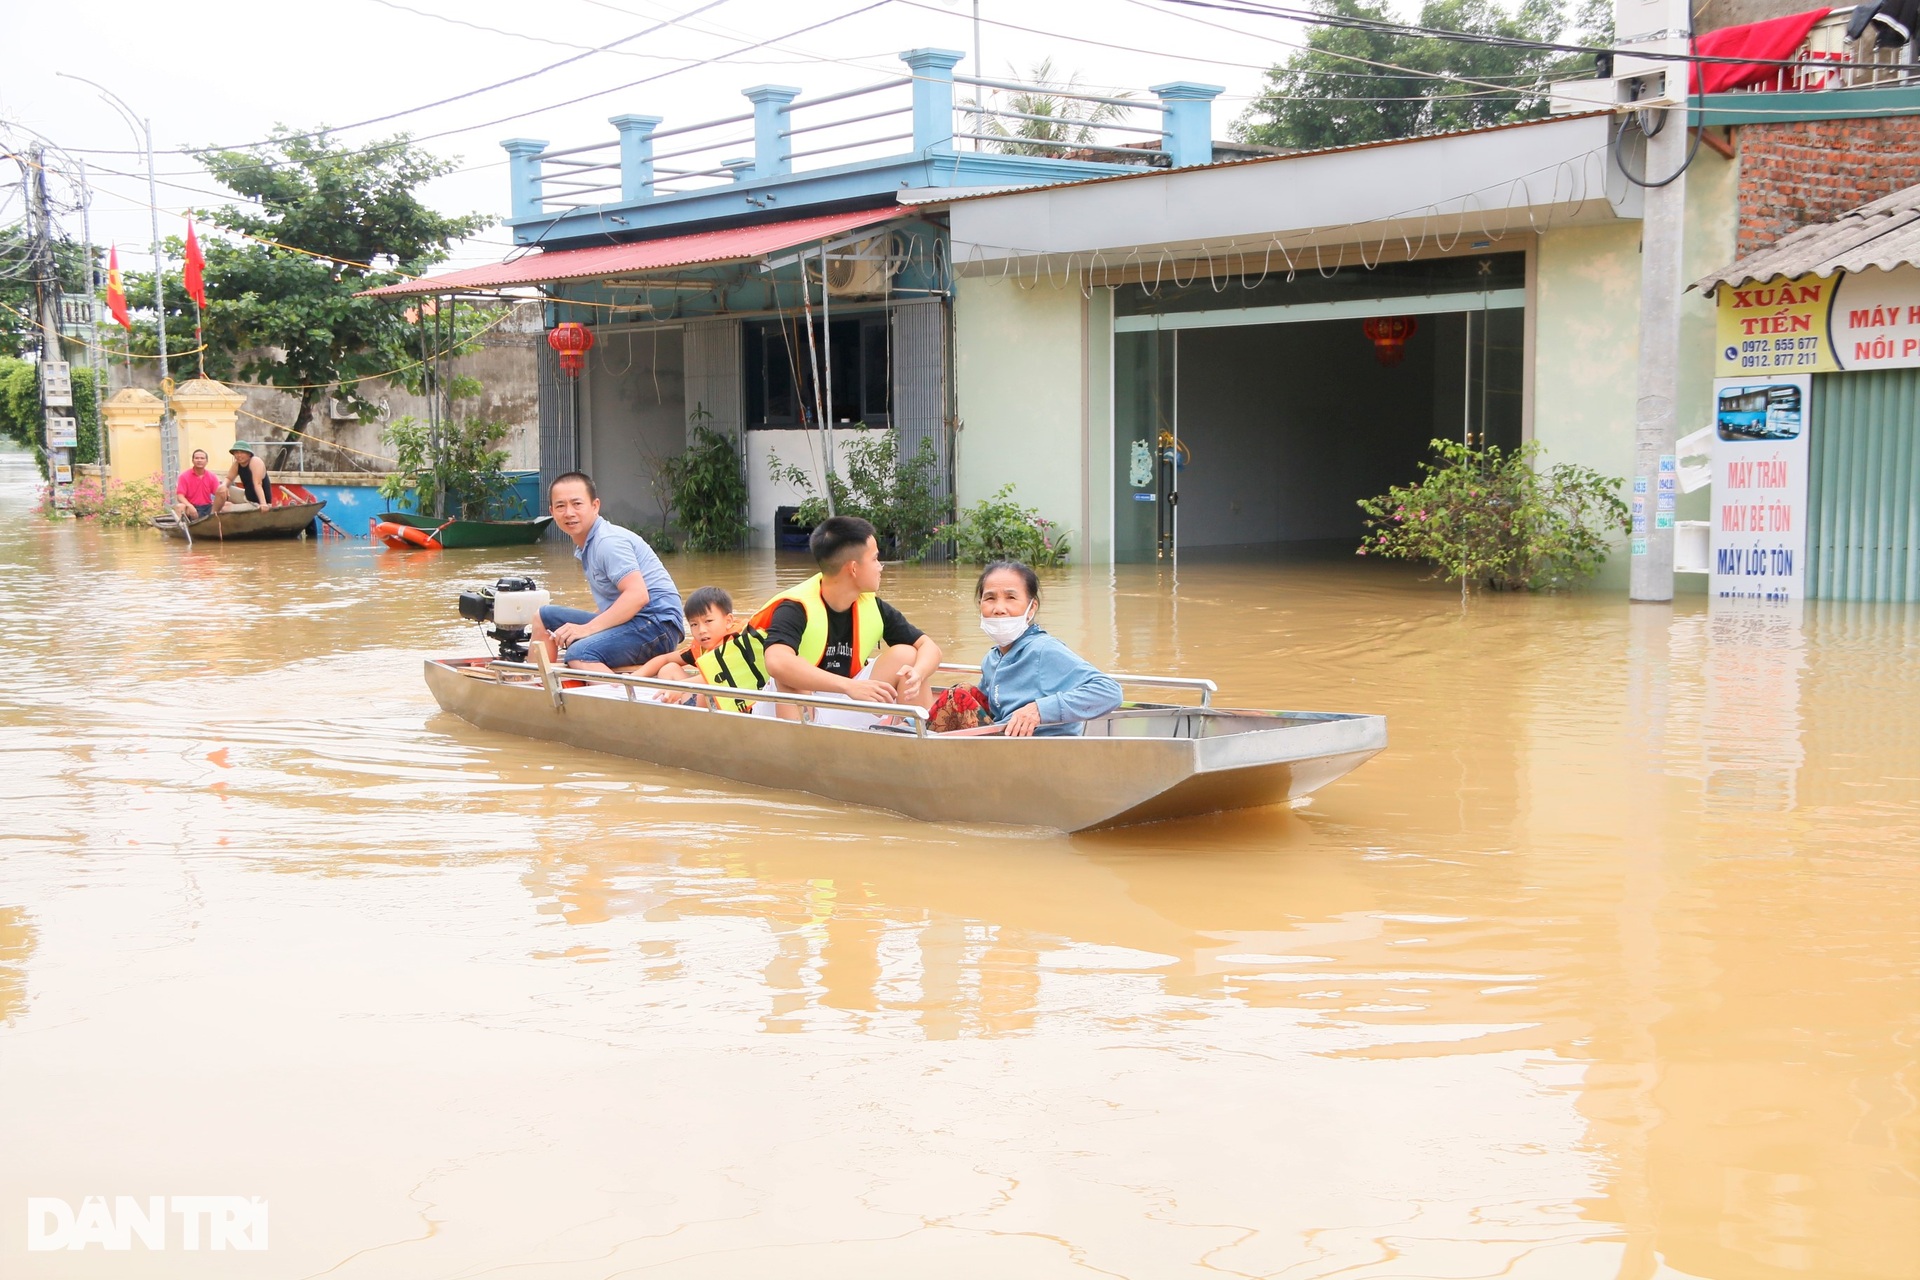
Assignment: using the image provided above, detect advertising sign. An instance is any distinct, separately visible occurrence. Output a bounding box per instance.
[1711,375,1810,603]
[1716,264,1920,375]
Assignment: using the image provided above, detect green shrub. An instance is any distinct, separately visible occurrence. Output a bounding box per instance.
[770,429,945,561]
[0,359,102,475]
[377,415,515,520]
[941,484,1071,566]
[662,417,749,551]
[1357,438,1629,591]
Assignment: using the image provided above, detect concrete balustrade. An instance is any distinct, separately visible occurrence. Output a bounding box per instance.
[609,115,663,202]
[1151,82,1226,168]
[743,86,801,179]
[902,48,964,156]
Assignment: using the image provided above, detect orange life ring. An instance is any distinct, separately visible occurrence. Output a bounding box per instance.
[370,518,444,550]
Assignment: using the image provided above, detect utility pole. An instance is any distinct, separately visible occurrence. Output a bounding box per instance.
[1618,0,1691,602]
[140,110,175,483]
[25,145,77,509]
[58,73,174,478]
[75,161,108,466]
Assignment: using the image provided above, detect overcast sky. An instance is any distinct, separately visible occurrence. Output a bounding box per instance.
[3,0,1330,276]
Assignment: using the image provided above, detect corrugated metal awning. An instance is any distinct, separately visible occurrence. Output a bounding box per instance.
[1694,183,1920,293]
[361,208,906,299]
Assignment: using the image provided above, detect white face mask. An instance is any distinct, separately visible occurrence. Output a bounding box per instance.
[980,606,1034,647]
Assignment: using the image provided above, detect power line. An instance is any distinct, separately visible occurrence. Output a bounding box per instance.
[58,0,742,158]
[1158,0,1920,76]
[365,0,901,68]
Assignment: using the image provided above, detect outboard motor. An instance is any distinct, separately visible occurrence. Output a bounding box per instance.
[458,576,551,663]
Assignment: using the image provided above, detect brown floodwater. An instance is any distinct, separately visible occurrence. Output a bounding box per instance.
[2,447,1917,1279]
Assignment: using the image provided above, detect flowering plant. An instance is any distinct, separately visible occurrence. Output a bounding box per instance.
[41,472,166,528]
[1357,439,1628,592]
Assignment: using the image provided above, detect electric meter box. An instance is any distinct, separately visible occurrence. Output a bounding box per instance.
[40,361,72,408]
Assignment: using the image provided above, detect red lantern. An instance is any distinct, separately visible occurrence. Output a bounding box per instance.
[548,322,595,378]
[1361,315,1417,366]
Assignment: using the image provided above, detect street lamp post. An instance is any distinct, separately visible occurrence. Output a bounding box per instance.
[56,73,175,479]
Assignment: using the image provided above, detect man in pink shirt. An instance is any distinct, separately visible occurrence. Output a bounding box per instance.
[173,450,222,521]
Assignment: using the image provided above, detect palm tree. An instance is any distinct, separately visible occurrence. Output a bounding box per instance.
[974,59,1133,157]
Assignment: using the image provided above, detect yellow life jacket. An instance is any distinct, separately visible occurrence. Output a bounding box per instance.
[747,573,883,671]
[694,628,770,714]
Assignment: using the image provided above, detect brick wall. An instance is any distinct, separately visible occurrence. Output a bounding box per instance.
[1736,117,1920,254]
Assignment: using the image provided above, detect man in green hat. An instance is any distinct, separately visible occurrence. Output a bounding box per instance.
[213,441,276,513]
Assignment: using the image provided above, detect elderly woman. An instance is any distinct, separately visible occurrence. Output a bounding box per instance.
[973,560,1122,737]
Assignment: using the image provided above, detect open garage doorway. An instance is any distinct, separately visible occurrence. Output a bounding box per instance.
[1114,311,1525,560]
[1111,257,1526,562]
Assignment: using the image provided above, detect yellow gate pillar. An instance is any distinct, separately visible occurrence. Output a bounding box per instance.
[102,387,165,484]
[170,378,247,468]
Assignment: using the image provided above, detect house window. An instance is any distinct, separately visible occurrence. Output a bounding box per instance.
[744,315,891,428]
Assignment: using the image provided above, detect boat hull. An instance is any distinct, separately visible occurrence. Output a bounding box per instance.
[424,658,1385,831]
[375,511,553,549]
[153,500,325,541]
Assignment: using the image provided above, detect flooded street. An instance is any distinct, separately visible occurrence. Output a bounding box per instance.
[3,445,1917,1279]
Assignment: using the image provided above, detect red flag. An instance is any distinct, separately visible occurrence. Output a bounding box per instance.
[183,216,208,310]
[106,246,132,332]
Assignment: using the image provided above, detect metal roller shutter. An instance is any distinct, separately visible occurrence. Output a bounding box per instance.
[891,297,950,497]
[1810,369,1920,601]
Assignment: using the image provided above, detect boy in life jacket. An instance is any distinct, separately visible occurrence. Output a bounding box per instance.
[629,586,769,711]
[750,515,942,724]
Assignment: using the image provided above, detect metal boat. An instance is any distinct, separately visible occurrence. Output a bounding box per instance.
[424,656,1386,831]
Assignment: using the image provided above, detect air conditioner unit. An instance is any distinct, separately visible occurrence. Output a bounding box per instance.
[327,397,360,420]
[816,235,897,298]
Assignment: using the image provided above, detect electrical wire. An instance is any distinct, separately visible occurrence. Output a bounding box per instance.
[366,0,902,68]
[55,0,894,164]
[59,0,740,159]
[1156,0,1920,76]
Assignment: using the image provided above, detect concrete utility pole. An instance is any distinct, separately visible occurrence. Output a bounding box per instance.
[75,161,108,464]
[59,73,175,478]
[24,147,64,349]
[1618,0,1692,602]
[25,145,76,508]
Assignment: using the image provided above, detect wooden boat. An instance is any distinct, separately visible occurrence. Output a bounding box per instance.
[152,483,326,541]
[372,510,553,550]
[424,657,1386,831]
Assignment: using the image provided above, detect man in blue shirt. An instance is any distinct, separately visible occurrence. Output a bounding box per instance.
[531,471,685,672]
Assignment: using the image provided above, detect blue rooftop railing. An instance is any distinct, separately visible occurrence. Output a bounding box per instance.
[501,49,1225,225]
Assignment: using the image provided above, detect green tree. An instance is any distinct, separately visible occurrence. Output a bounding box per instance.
[1235,0,1613,150]
[0,357,104,476]
[122,128,489,439]
[0,226,94,359]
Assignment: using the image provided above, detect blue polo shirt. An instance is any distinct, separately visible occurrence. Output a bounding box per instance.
[577,517,681,622]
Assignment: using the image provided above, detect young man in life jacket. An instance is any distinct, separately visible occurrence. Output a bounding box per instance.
[751,515,941,723]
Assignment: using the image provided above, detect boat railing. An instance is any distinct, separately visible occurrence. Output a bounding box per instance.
[485,660,932,736]
[937,663,1217,707]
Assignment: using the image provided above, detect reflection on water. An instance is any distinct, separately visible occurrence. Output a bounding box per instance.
[1,447,1917,1277]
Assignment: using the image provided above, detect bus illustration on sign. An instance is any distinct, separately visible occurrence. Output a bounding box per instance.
[1716,382,1803,442]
